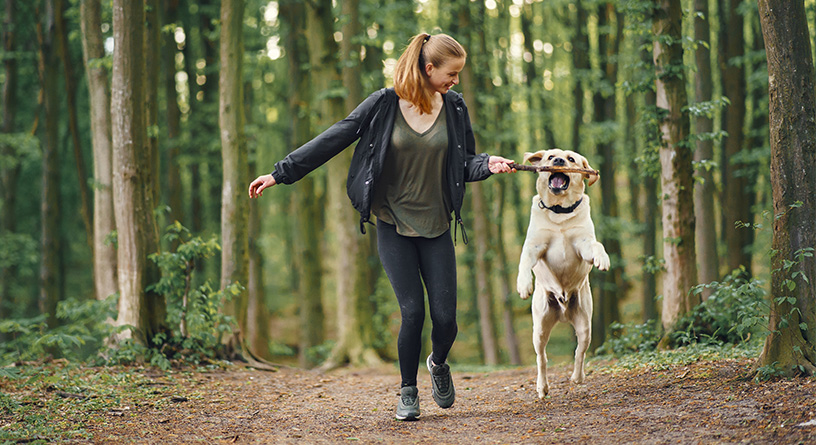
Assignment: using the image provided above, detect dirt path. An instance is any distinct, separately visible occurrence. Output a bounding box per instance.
[89,358,815,444]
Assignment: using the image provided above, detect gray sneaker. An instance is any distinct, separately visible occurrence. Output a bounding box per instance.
[395,386,420,421]
[427,354,455,408]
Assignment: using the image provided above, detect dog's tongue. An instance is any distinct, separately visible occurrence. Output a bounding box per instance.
[550,175,567,189]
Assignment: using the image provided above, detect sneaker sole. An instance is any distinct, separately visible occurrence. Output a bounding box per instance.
[395,413,420,421]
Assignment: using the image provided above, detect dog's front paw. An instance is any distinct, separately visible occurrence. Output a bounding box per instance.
[536,379,549,399]
[593,245,610,271]
[517,272,534,300]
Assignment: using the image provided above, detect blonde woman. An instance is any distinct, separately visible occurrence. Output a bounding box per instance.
[249,33,515,421]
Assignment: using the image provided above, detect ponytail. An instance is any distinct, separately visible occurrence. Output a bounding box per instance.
[393,33,466,114]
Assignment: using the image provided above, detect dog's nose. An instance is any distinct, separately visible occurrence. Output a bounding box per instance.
[552,157,566,166]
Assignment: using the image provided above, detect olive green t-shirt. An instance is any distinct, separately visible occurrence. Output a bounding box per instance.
[371,103,452,238]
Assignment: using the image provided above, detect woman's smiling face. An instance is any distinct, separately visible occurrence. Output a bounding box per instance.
[425,57,466,94]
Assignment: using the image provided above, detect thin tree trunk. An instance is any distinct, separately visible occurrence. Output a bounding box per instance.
[653,0,699,338]
[219,0,249,353]
[721,0,752,276]
[144,0,161,206]
[572,1,589,150]
[756,0,816,376]
[112,0,166,345]
[38,0,62,328]
[280,0,324,368]
[80,0,117,301]
[1,0,19,323]
[55,0,93,253]
[693,0,719,297]
[162,0,183,229]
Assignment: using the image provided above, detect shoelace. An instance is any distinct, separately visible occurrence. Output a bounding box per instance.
[432,365,450,392]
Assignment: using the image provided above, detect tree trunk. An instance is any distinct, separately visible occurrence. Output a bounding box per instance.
[572,1,589,150]
[721,0,753,276]
[80,0,117,302]
[320,0,383,370]
[652,0,699,337]
[1,0,19,322]
[56,0,93,254]
[756,0,816,376]
[144,0,161,206]
[162,0,183,230]
[693,0,719,297]
[38,0,62,328]
[111,0,166,345]
[590,3,624,352]
[280,0,324,368]
[219,0,249,351]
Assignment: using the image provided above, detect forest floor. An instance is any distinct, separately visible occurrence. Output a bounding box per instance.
[2,355,816,444]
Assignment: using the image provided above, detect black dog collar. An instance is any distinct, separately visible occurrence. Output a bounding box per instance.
[539,197,583,214]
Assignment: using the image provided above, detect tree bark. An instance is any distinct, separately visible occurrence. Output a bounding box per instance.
[162,0,183,230]
[1,0,19,322]
[693,0,719,298]
[219,0,249,351]
[721,0,753,276]
[80,0,118,302]
[111,0,166,345]
[280,0,324,368]
[320,0,384,370]
[653,0,699,337]
[756,0,816,376]
[144,0,161,205]
[38,0,62,328]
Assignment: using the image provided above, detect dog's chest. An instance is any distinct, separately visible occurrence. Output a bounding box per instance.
[538,234,590,287]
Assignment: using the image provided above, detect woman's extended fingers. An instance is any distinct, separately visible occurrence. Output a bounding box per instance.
[248,174,276,198]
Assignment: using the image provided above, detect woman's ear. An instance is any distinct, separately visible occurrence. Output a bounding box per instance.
[424,62,434,77]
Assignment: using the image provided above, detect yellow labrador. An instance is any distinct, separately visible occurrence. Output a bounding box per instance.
[516,148,609,399]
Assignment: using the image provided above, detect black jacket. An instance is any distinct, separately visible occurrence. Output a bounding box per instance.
[271,88,492,242]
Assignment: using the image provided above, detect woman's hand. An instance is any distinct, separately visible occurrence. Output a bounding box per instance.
[248,174,277,198]
[488,156,516,174]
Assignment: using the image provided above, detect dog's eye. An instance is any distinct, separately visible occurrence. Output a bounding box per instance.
[568,156,575,163]
[548,155,555,160]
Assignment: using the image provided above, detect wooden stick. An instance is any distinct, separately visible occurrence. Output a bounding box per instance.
[509,163,599,177]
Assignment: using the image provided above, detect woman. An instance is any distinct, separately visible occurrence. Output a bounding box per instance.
[248,32,515,421]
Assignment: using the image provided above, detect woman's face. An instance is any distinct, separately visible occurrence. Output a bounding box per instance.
[425,57,466,95]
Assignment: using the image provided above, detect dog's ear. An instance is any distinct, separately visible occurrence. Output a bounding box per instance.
[523,151,544,165]
[581,157,599,187]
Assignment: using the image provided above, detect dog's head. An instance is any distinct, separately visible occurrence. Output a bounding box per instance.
[523,148,597,208]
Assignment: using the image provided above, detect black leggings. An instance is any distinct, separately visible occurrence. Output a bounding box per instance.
[377,220,458,388]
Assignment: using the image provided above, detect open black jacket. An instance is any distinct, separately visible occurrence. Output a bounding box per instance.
[270,87,492,242]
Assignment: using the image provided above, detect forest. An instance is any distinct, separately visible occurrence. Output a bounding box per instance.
[2,0,816,394]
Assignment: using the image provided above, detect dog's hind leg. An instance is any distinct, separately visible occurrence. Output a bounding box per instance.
[569,291,592,385]
[532,296,559,399]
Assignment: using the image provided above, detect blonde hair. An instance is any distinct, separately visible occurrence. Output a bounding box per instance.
[393,33,467,114]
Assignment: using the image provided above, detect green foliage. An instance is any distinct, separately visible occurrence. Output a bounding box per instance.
[672,268,768,347]
[0,296,118,366]
[595,319,661,357]
[133,221,238,368]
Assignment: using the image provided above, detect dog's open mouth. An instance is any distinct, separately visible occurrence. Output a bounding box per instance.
[548,172,570,192]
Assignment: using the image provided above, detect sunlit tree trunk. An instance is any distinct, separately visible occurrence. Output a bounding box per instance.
[280,0,324,368]
[219,0,249,352]
[720,0,753,276]
[572,1,589,151]
[320,0,383,370]
[112,0,166,345]
[653,0,699,338]
[38,0,62,327]
[757,0,816,376]
[80,0,117,301]
[693,0,719,297]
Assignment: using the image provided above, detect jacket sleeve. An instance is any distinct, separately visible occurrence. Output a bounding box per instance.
[271,90,384,185]
[460,99,492,183]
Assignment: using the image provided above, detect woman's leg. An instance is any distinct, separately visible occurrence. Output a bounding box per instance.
[377,221,425,387]
[416,229,458,365]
